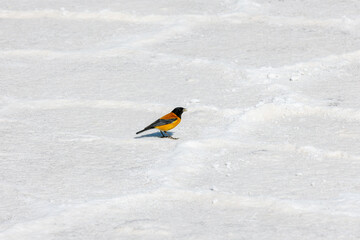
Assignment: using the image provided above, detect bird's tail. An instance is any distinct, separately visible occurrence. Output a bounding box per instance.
[136,129,147,134]
[136,125,155,134]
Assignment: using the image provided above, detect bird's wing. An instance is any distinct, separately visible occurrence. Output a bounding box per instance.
[137,118,177,134]
[147,118,177,128]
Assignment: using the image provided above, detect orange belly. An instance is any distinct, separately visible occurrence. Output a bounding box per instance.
[155,118,181,131]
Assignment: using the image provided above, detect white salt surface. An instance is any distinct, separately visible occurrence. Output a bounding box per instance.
[1,0,360,239]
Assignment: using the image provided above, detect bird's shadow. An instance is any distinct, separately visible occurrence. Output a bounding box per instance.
[134,131,174,139]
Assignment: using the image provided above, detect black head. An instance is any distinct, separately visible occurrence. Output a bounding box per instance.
[171,107,187,118]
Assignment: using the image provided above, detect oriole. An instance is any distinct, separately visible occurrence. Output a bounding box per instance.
[136,107,187,139]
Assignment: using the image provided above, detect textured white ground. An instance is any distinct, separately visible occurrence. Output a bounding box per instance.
[1,0,360,239]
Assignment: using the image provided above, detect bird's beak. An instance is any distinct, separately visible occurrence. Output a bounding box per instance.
[183,108,187,112]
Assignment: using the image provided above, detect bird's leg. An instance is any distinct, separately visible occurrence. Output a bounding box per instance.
[160,131,166,138]
[160,131,170,138]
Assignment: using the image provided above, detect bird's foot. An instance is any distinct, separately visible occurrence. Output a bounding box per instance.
[160,136,178,140]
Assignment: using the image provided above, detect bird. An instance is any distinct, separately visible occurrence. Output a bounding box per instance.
[136,107,187,139]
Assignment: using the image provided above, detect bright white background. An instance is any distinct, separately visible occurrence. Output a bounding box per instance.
[1,0,360,239]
